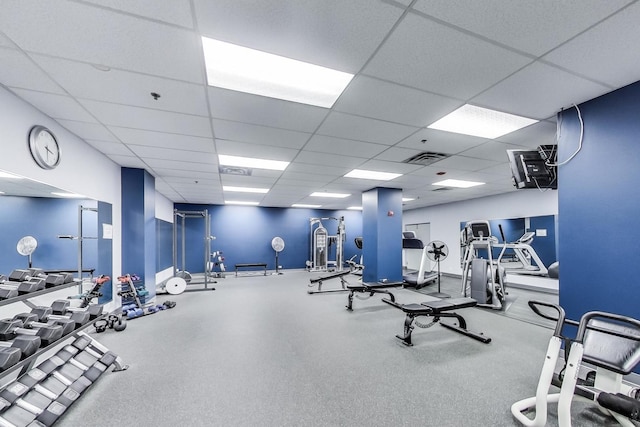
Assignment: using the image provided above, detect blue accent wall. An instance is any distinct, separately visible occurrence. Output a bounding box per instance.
[0,196,100,279]
[173,204,362,273]
[558,81,640,324]
[362,188,402,283]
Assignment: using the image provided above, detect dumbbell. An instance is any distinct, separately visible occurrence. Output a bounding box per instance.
[0,317,64,346]
[30,306,90,330]
[0,270,45,295]
[50,300,104,320]
[0,330,41,360]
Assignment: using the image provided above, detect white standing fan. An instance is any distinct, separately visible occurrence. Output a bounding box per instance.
[426,240,450,298]
[17,236,38,268]
[271,237,285,275]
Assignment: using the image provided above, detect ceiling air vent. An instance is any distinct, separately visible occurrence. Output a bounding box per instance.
[432,187,452,192]
[403,151,449,166]
[219,166,252,176]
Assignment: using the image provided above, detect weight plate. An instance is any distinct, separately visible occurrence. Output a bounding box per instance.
[165,277,187,295]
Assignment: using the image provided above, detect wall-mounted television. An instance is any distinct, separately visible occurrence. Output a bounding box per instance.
[506,145,557,190]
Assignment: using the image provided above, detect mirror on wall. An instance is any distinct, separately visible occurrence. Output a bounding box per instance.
[0,170,114,302]
[460,215,557,279]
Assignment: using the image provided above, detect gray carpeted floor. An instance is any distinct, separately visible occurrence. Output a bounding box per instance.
[57,270,628,426]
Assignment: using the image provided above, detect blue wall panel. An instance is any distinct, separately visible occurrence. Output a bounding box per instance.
[174,204,362,272]
[558,81,640,325]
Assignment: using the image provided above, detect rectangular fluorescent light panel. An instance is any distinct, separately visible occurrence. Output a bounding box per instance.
[224,200,260,206]
[52,192,86,198]
[344,169,402,181]
[310,192,350,198]
[347,206,363,210]
[219,155,289,171]
[202,37,354,108]
[223,186,269,194]
[432,179,484,188]
[428,104,538,139]
[292,204,321,208]
[402,197,415,202]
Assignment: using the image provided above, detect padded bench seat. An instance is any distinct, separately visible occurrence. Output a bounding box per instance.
[308,270,353,294]
[345,281,403,310]
[382,296,490,346]
[234,263,267,277]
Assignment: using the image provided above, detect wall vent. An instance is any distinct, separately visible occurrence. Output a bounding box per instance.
[403,151,449,166]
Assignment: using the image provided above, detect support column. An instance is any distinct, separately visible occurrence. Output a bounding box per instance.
[362,187,402,283]
[121,168,156,298]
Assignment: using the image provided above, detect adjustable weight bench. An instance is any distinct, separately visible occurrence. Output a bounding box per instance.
[382,297,491,346]
[345,281,403,310]
[308,270,352,294]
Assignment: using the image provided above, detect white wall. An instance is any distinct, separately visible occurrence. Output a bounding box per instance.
[0,86,122,305]
[155,192,174,223]
[403,190,558,275]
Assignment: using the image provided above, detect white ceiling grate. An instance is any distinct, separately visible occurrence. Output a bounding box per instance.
[402,151,450,166]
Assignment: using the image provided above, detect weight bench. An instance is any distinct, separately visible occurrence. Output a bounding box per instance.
[382,297,491,346]
[345,281,403,310]
[308,270,352,294]
[234,263,267,277]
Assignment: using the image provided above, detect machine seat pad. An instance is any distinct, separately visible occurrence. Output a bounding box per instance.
[421,297,477,311]
[401,303,431,314]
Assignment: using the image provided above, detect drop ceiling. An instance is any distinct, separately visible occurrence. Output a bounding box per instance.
[1,0,639,210]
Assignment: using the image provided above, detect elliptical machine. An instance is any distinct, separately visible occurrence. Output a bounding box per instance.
[460,220,506,310]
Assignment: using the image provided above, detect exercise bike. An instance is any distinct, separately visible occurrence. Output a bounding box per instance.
[512,300,640,426]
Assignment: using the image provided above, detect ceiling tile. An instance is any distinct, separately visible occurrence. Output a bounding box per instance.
[471,61,610,120]
[495,120,557,148]
[396,128,488,154]
[412,0,632,56]
[303,135,388,158]
[109,127,214,151]
[56,120,119,142]
[212,119,310,149]
[81,0,195,28]
[0,1,203,82]
[128,146,216,164]
[427,155,501,172]
[316,112,418,145]
[79,100,212,138]
[334,75,461,126]
[11,89,97,122]
[84,140,132,156]
[0,48,65,94]
[459,141,529,162]
[293,152,366,169]
[216,140,299,161]
[543,2,640,88]
[208,87,329,133]
[364,12,531,99]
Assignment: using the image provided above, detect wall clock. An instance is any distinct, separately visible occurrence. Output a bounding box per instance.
[28,125,61,169]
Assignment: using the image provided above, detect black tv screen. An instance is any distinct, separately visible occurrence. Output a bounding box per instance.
[506,147,557,190]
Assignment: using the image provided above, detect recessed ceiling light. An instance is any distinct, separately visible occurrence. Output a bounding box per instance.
[223,186,269,194]
[292,204,322,208]
[202,37,354,108]
[52,192,86,198]
[218,155,289,171]
[402,197,415,202]
[0,171,22,179]
[224,200,260,206]
[347,206,363,210]
[428,104,538,139]
[310,192,350,198]
[344,169,402,181]
[432,179,485,188]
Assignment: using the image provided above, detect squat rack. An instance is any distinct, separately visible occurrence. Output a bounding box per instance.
[172,209,215,291]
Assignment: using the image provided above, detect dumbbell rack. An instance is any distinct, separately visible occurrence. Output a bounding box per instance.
[0,332,127,426]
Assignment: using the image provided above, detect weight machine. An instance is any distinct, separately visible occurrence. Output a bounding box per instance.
[307,217,346,272]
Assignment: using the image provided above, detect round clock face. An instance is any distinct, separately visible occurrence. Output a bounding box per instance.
[28,125,61,169]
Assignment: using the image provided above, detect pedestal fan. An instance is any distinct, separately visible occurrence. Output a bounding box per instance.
[426,240,450,298]
[271,237,285,275]
[17,236,38,268]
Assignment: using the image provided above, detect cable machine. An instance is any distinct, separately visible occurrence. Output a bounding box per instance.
[307,216,345,272]
[57,205,98,292]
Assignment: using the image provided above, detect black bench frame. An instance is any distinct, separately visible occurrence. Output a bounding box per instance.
[382,297,491,346]
[345,282,403,310]
[235,263,267,277]
[308,270,352,294]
